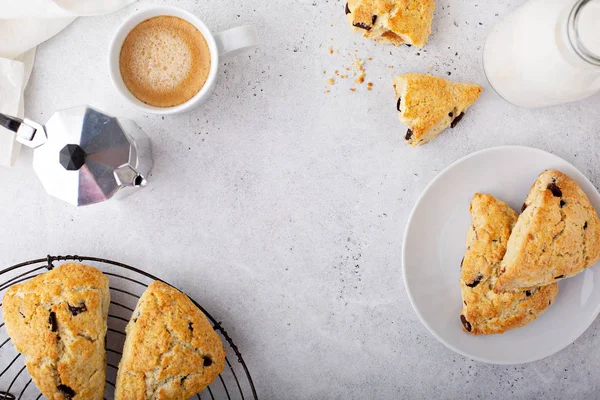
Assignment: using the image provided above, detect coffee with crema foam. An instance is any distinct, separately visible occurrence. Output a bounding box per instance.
[119,16,211,108]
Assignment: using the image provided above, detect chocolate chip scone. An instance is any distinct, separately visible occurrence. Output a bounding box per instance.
[495,170,600,292]
[393,73,482,147]
[345,0,435,48]
[115,281,225,400]
[2,263,109,400]
[460,194,558,335]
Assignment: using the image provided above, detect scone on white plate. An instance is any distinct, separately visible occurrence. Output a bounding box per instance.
[115,281,225,400]
[393,73,482,147]
[460,194,558,335]
[495,170,600,292]
[345,0,436,48]
[2,263,110,400]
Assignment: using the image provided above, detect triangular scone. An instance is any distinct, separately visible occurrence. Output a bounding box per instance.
[495,170,600,292]
[2,263,109,400]
[460,194,558,335]
[393,73,482,147]
[115,281,225,400]
[345,0,435,48]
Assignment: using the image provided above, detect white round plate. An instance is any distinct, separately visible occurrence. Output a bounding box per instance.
[403,146,600,364]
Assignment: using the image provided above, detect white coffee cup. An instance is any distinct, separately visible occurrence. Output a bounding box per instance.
[108,5,258,115]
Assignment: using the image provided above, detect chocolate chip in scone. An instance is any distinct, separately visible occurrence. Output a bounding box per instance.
[521,203,528,213]
[547,183,562,197]
[460,315,472,332]
[460,256,464,269]
[181,375,189,384]
[405,129,413,141]
[584,221,588,230]
[57,384,75,399]
[525,290,532,297]
[450,112,465,128]
[465,274,483,288]
[372,15,377,25]
[353,22,372,31]
[406,44,412,47]
[203,356,213,367]
[49,311,57,332]
[188,322,194,333]
[463,300,467,305]
[345,3,350,14]
[548,300,552,306]
[560,199,566,208]
[396,97,402,112]
[448,112,454,118]
[67,302,87,316]
[555,274,564,279]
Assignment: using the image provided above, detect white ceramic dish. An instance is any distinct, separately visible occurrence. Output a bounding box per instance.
[403,146,600,364]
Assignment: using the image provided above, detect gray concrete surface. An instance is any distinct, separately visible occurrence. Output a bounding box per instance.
[1,0,599,398]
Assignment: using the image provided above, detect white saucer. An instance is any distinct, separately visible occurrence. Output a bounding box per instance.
[402,146,600,364]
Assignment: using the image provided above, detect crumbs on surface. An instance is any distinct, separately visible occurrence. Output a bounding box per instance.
[367,82,373,91]
[353,58,366,84]
[329,46,334,55]
[327,78,335,85]
[350,88,356,92]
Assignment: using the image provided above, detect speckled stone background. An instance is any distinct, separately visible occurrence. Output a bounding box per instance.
[1,0,600,398]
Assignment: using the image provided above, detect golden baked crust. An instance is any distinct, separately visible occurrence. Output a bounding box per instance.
[2,263,109,400]
[393,73,482,147]
[345,0,435,48]
[115,281,225,400]
[460,194,558,335]
[495,170,600,292]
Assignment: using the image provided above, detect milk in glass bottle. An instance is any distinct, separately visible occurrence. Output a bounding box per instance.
[484,0,600,108]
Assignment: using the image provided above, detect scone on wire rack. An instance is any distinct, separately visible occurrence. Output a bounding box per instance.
[115,281,225,400]
[393,73,482,147]
[345,0,435,48]
[460,194,558,335]
[495,170,600,292]
[2,263,110,400]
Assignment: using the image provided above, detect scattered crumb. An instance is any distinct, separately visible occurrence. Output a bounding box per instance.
[335,69,339,75]
[325,90,331,94]
[353,58,366,84]
[367,82,373,91]
[368,57,373,61]
[350,88,356,92]
[329,46,334,55]
[327,78,335,85]
[388,65,395,69]
[340,75,348,79]
[323,70,327,74]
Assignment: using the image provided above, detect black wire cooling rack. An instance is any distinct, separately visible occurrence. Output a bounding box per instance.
[0,255,258,400]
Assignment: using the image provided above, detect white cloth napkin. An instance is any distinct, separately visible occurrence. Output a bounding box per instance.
[0,0,135,167]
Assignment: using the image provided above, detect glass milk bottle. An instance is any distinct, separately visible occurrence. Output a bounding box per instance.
[484,0,600,108]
